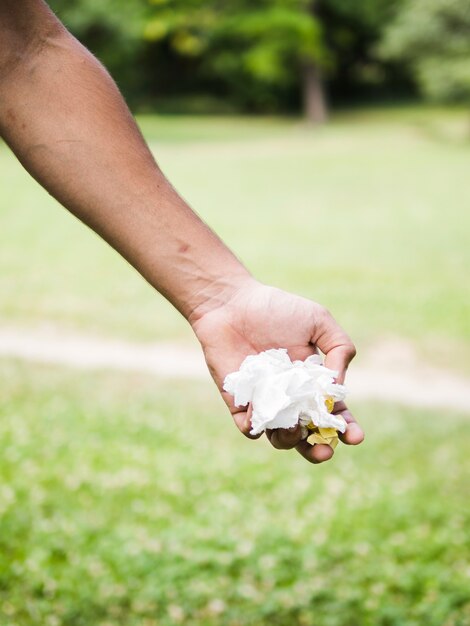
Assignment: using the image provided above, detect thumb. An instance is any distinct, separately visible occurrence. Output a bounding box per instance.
[311,307,356,383]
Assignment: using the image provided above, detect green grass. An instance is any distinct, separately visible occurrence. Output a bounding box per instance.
[1,107,469,370]
[1,360,469,626]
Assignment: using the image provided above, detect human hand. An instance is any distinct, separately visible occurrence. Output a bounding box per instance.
[191,279,364,464]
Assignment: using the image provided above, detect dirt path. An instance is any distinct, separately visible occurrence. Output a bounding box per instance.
[0,325,469,413]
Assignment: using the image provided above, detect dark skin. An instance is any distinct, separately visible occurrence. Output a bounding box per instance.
[0,0,364,463]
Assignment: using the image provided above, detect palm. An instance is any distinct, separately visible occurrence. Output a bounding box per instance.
[195,284,317,386]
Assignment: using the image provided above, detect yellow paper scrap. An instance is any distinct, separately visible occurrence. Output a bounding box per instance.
[318,427,337,438]
[324,396,335,413]
[309,434,329,445]
[306,422,341,449]
[329,437,339,449]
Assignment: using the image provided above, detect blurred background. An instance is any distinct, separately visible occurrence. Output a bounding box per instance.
[1,1,470,625]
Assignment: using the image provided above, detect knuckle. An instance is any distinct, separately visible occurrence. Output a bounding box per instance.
[271,431,295,450]
[282,428,301,447]
[281,441,296,450]
[344,343,357,360]
[234,414,255,438]
[239,422,250,436]
[239,422,261,440]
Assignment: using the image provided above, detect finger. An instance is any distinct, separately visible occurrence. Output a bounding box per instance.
[266,424,303,450]
[311,308,356,383]
[295,440,334,464]
[334,401,365,445]
[231,405,262,440]
[220,388,259,440]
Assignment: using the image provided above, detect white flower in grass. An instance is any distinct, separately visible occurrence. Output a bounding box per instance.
[223,349,347,436]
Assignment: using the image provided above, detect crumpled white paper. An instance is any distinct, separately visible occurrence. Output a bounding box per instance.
[223,349,347,436]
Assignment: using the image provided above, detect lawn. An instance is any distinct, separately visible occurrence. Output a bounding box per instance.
[1,107,469,371]
[1,359,469,626]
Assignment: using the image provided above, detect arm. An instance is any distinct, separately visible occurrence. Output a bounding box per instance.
[0,0,363,463]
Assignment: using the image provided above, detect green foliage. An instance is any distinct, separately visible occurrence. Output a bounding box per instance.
[47,0,407,111]
[381,0,470,102]
[142,0,404,109]
[1,360,470,625]
[143,0,328,109]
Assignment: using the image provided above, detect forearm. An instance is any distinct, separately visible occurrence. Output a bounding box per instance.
[0,1,250,322]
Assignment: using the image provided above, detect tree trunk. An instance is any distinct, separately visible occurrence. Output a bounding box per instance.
[302,60,327,124]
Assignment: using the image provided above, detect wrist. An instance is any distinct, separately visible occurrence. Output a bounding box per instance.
[187,269,256,329]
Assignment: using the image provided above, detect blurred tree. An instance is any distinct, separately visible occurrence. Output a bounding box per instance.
[303,1,328,123]
[318,0,406,101]
[48,0,406,117]
[143,0,402,122]
[380,0,470,102]
[143,0,329,122]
